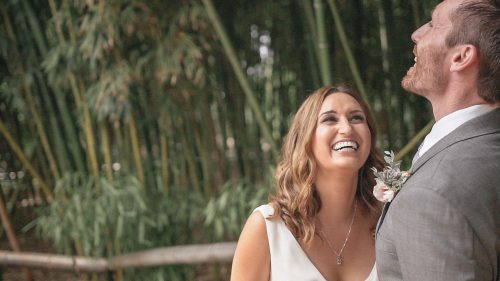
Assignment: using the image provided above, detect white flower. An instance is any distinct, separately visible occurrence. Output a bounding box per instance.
[373,180,395,202]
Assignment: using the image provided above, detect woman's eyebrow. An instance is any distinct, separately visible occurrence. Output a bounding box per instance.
[319,110,336,116]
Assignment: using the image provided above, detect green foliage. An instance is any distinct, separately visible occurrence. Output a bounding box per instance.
[32,172,272,279]
[205,178,272,241]
[37,174,143,256]
[35,173,208,280]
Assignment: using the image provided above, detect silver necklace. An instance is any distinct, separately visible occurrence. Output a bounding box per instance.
[318,200,357,265]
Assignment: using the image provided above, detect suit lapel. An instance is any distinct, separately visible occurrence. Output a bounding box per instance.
[411,108,500,174]
[375,202,391,235]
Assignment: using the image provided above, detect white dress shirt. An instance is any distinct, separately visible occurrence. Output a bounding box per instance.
[418,104,498,157]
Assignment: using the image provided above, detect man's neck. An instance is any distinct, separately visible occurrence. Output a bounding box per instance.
[429,86,486,120]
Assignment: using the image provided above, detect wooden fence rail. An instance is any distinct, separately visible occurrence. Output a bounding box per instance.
[0,242,237,273]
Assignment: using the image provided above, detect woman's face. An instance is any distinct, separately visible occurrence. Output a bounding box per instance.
[311,92,371,174]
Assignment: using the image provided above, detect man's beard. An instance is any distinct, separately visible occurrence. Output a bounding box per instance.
[401,47,445,95]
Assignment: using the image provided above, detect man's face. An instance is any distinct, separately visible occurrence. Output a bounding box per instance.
[402,0,462,96]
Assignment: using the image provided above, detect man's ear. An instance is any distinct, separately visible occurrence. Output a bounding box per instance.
[450,45,478,72]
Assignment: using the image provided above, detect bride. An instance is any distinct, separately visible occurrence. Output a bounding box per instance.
[231,85,384,281]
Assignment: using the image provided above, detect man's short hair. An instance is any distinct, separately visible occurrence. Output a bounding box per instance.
[446,0,500,103]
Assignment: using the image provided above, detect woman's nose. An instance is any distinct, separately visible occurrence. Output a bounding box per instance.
[338,119,352,134]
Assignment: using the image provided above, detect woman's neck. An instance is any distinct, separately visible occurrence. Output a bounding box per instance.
[315,170,358,226]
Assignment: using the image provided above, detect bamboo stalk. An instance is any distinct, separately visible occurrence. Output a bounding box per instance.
[47,0,64,43]
[395,120,434,160]
[0,3,15,40]
[52,86,87,174]
[299,0,321,89]
[77,79,100,179]
[376,0,395,147]
[212,72,229,182]
[74,238,90,281]
[160,134,169,194]
[67,76,89,166]
[185,94,213,195]
[301,0,318,43]
[100,123,113,182]
[326,0,369,102]
[0,121,53,201]
[193,121,212,195]
[201,95,224,188]
[50,0,98,179]
[180,115,202,193]
[16,2,70,178]
[104,227,122,281]
[225,80,247,180]
[0,190,21,253]
[313,0,332,85]
[21,0,86,177]
[113,238,123,281]
[127,112,145,187]
[40,76,73,174]
[159,113,170,197]
[21,0,48,56]
[136,86,157,192]
[46,0,87,174]
[114,124,131,175]
[24,84,61,180]
[3,2,66,181]
[201,0,279,159]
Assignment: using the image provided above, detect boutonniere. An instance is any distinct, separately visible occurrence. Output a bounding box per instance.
[371,151,411,203]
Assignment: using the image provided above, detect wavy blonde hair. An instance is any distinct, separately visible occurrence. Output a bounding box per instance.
[269,85,384,245]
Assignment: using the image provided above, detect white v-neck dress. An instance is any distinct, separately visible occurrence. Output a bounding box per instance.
[254,204,378,281]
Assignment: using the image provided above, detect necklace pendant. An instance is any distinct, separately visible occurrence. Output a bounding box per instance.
[336,255,342,265]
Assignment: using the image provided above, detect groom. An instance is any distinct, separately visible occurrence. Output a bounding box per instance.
[376,0,500,280]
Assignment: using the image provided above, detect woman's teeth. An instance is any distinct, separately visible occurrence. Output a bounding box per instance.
[333,141,358,151]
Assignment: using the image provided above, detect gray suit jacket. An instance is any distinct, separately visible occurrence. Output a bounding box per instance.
[376,108,500,281]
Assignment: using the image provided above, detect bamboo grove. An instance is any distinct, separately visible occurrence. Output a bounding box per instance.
[0,0,437,280]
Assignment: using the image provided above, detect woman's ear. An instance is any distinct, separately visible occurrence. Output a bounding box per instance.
[450,45,479,72]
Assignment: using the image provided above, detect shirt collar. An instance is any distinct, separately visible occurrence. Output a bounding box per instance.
[418,104,497,157]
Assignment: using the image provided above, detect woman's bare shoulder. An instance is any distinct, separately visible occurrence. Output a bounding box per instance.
[230,211,270,281]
